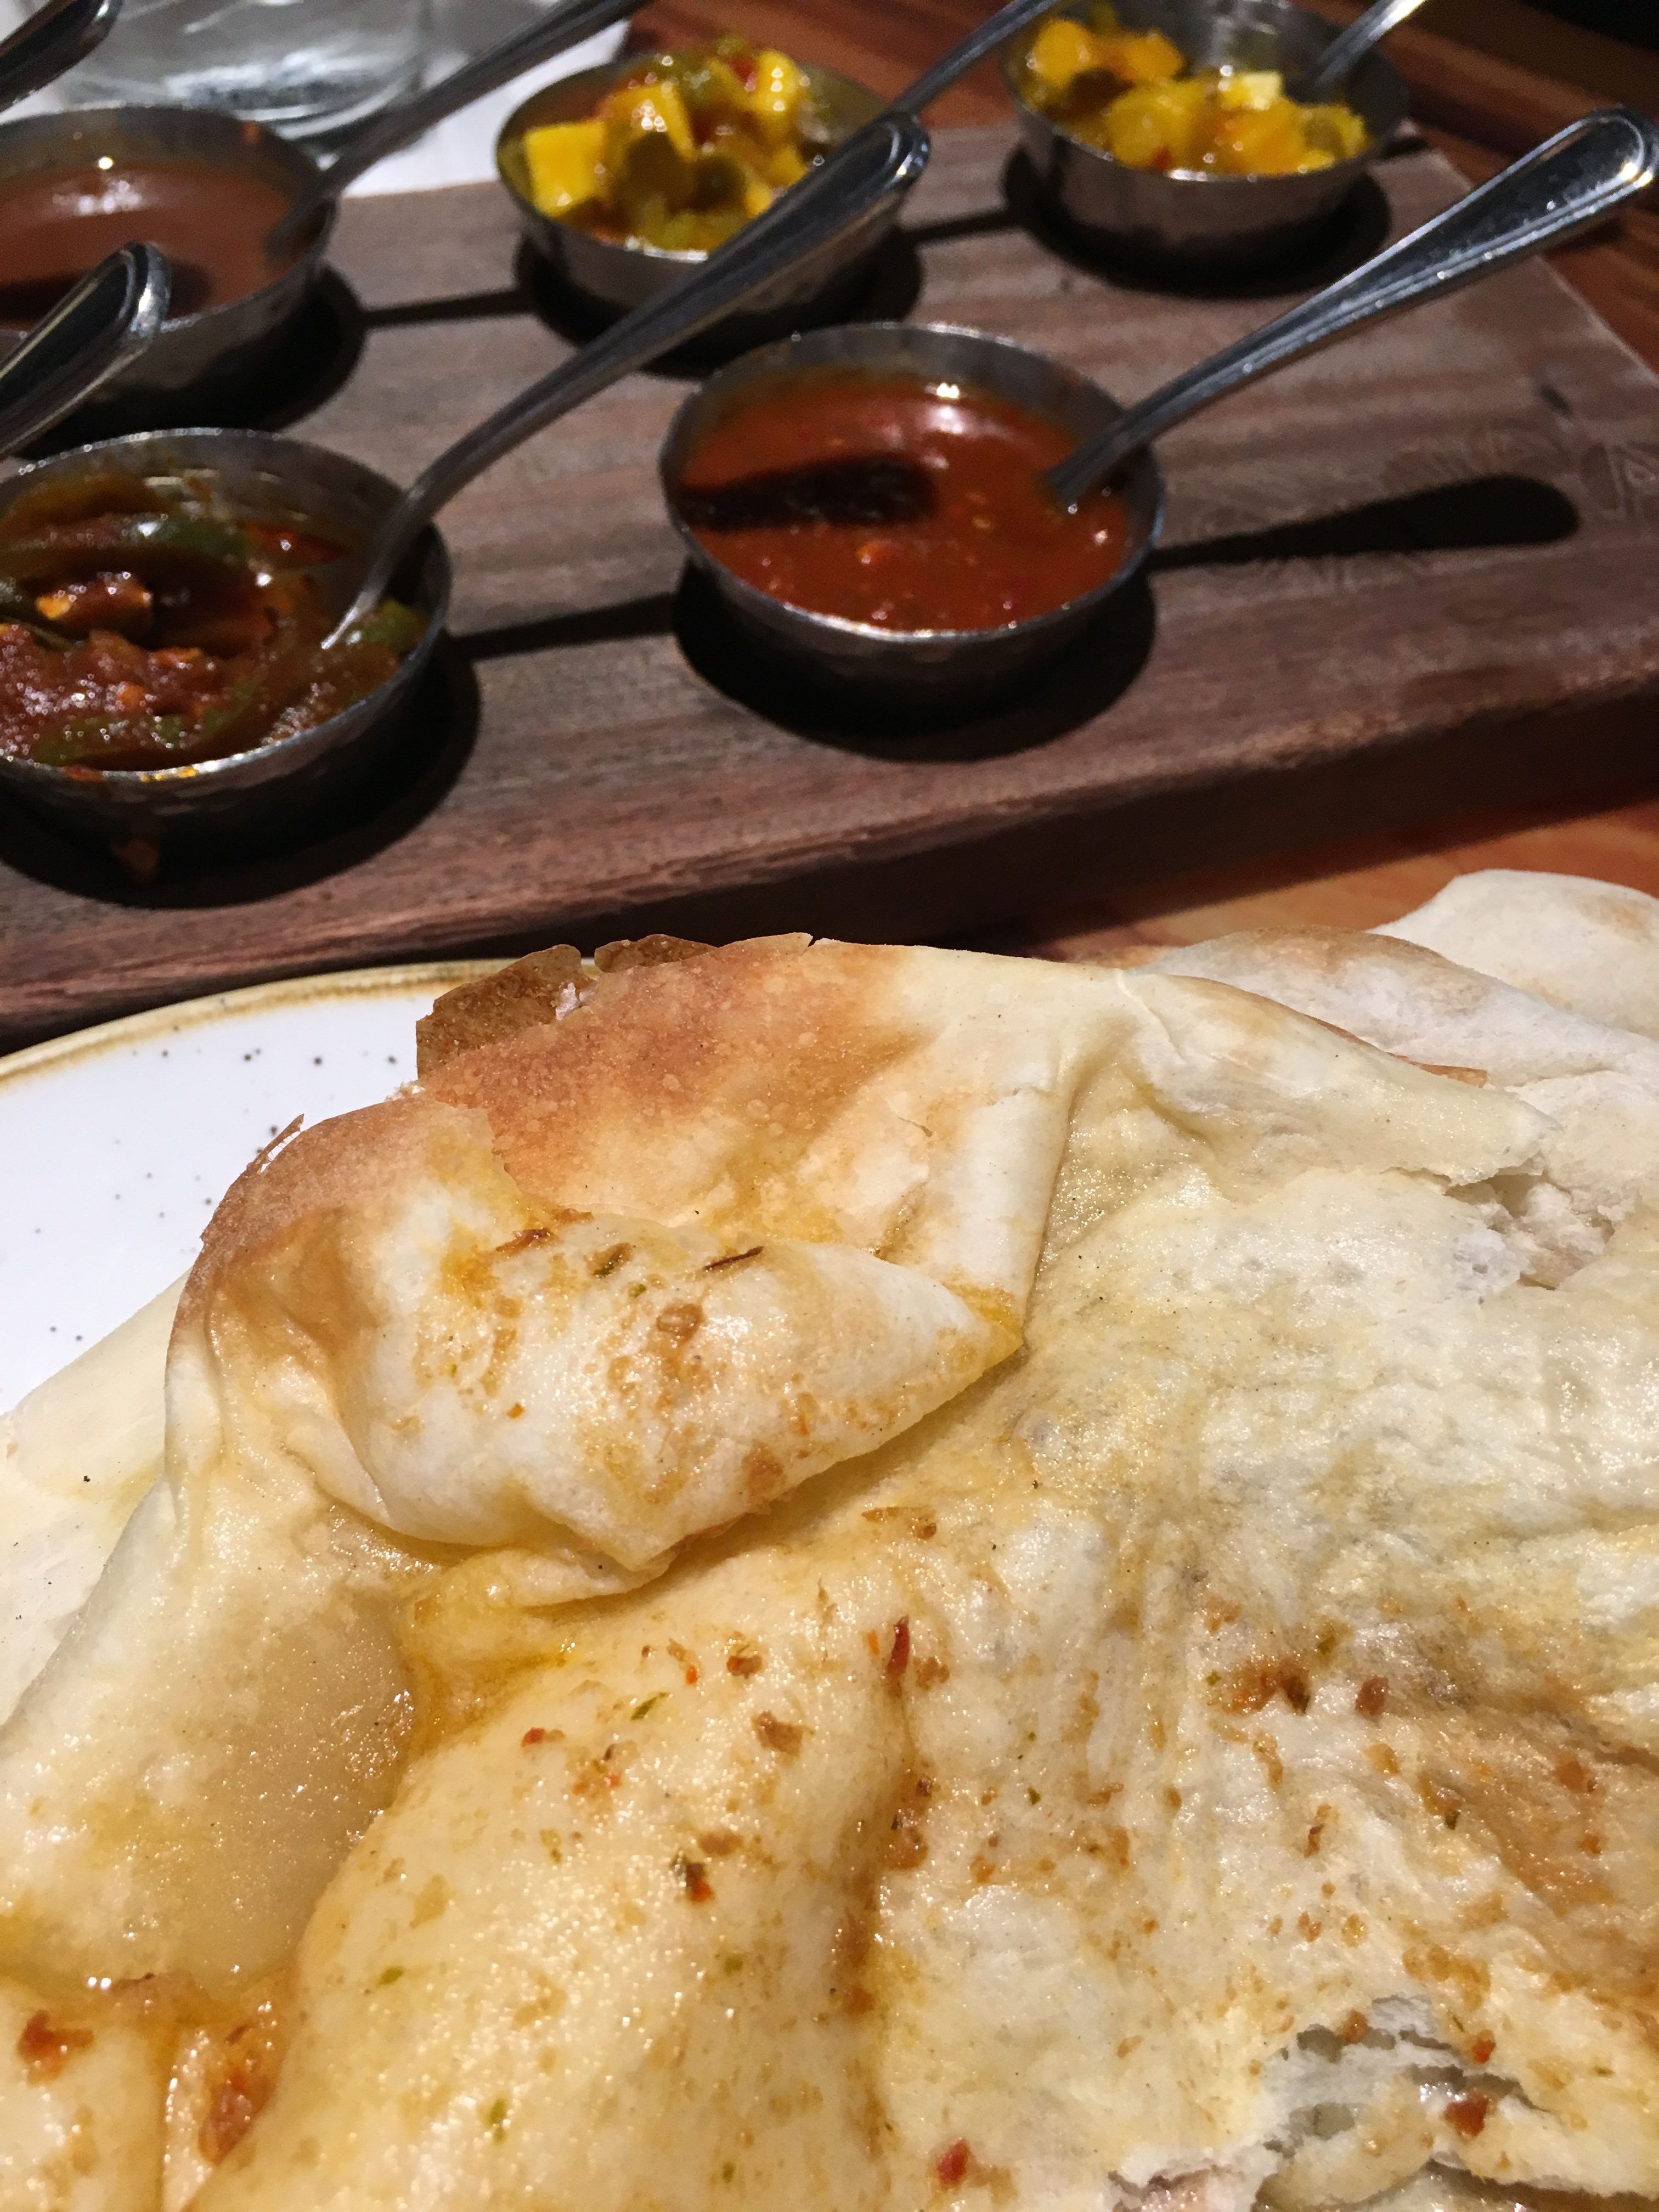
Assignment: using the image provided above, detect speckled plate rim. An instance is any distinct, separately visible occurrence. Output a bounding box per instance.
[0,960,501,1092]
[0,962,504,1408]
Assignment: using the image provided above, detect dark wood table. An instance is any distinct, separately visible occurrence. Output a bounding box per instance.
[640,0,1659,962]
[1,0,1656,1038]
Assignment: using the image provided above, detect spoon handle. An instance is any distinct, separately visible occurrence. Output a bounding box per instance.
[0,242,170,457]
[895,0,1073,115]
[269,0,640,252]
[1299,0,1429,103]
[1048,105,1659,512]
[0,0,121,114]
[331,109,929,639]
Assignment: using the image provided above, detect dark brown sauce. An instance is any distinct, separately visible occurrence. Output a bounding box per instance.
[0,159,299,325]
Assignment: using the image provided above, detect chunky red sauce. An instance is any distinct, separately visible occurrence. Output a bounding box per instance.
[674,370,1130,633]
[0,469,419,770]
[0,159,298,326]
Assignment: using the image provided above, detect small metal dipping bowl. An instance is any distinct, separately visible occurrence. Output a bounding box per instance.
[660,321,1164,703]
[1003,0,1409,269]
[498,57,898,340]
[0,428,448,855]
[0,105,332,399]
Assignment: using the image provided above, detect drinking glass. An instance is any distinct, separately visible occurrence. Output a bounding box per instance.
[71,0,434,140]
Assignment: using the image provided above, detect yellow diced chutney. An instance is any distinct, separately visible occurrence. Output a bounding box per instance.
[1021,12,1368,177]
[1098,77,1205,168]
[759,139,809,189]
[602,76,699,166]
[521,43,843,253]
[748,48,806,145]
[521,119,605,217]
[1214,67,1283,111]
[1093,27,1183,83]
[1302,103,1369,161]
[1028,16,1103,97]
[603,78,701,223]
[1200,97,1316,174]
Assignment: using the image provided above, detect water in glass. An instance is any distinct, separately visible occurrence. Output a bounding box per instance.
[72,0,433,139]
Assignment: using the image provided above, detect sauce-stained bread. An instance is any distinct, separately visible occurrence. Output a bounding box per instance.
[3,883,1659,2210]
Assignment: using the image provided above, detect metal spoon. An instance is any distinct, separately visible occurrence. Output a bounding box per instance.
[266,0,640,257]
[1048,104,1659,512]
[326,0,1069,640]
[0,0,121,115]
[0,103,926,853]
[0,239,168,455]
[1300,0,1431,103]
[891,0,1074,115]
[328,126,940,641]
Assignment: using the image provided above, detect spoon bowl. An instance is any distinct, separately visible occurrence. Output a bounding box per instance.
[662,106,1659,709]
[0,110,930,859]
[1003,0,1408,272]
[0,239,170,454]
[0,0,637,411]
[498,57,896,346]
[661,320,1164,702]
[0,428,449,853]
[0,104,329,398]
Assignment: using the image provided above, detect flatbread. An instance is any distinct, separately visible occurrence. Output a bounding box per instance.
[0,1278,180,1725]
[1143,921,1659,1283]
[4,891,1658,2210]
[1380,871,1659,1041]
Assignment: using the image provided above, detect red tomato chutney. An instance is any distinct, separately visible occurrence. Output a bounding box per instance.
[673,368,1130,632]
[0,469,421,771]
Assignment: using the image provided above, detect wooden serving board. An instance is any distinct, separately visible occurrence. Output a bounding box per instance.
[1,126,1657,1047]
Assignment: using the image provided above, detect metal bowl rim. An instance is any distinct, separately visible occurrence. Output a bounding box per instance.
[659,318,1166,647]
[0,426,447,791]
[495,54,891,268]
[999,4,1407,191]
[0,103,334,338]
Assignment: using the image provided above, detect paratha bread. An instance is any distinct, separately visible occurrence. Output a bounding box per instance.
[3,890,1659,2212]
[0,1277,179,1724]
[1380,871,1659,1041]
[1143,918,1659,1284]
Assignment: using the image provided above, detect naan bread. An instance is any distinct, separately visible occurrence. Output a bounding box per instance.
[0,1278,180,1725]
[4,887,1659,2212]
[1143,922,1659,1283]
[1380,871,1659,1042]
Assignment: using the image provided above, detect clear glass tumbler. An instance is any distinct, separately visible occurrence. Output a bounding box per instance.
[71,0,434,142]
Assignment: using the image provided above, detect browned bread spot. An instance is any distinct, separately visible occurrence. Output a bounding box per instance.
[415,946,586,1076]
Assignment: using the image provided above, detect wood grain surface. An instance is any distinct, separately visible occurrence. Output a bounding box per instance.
[640,0,1659,367]
[1015,0,1659,961]
[3,0,1659,1040]
[1299,0,1659,371]
[637,0,1659,966]
[0,123,1656,1045]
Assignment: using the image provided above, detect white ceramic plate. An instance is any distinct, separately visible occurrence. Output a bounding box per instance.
[0,963,493,1412]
